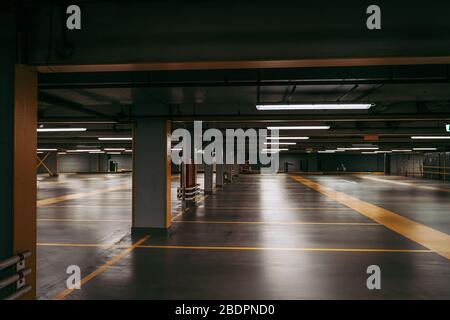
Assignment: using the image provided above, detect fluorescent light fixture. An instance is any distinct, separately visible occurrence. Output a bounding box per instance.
[67,149,102,153]
[37,148,57,151]
[264,142,296,145]
[411,136,450,140]
[375,151,392,154]
[104,148,126,151]
[267,126,330,130]
[171,148,182,151]
[125,149,133,152]
[37,152,44,154]
[257,103,372,110]
[89,151,105,154]
[98,137,133,141]
[318,150,335,153]
[58,152,67,155]
[337,147,379,151]
[107,152,122,155]
[37,128,87,132]
[362,152,377,154]
[413,148,437,151]
[392,149,412,152]
[266,136,310,140]
[262,148,289,152]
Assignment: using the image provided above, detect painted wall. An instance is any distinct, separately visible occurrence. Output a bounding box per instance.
[58,154,132,173]
[109,154,132,170]
[279,153,384,172]
[423,152,450,180]
[389,153,423,176]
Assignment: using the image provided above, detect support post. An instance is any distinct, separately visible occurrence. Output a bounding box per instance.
[1,9,37,300]
[204,164,214,195]
[132,119,172,237]
[216,164,224,187]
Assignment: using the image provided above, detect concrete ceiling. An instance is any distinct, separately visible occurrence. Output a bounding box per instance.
[37,66,450,153]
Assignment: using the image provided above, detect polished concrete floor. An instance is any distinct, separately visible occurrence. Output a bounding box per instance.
[36,173,450,299]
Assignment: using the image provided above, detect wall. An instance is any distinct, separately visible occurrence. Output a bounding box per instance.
[279,153,384,173]
[58,154,132,173]
[423,152,450,181]
[319,154,384,172]
[109,154,132,171]
[389,153,423,176]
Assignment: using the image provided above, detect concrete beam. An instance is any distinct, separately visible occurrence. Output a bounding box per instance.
[25,1,450,68]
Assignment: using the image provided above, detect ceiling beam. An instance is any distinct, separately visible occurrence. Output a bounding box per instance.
[39,92,117,120]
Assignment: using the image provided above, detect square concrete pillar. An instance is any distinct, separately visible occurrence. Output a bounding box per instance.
[204,164,214,194]
[0,61,37,299]
[132,119,171,236]
[233,163,239,177]
[226,164,233,182]
[216,164,224,187]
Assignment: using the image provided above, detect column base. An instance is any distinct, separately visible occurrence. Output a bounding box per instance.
[131,227,171,237]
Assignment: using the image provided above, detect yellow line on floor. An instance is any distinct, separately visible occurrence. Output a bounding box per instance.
[170,195,209,222]
[196,206,351,211]
[291,175,450,260]
[37,242,431,254]
[360,176,450,193]
[37,219,131,223]
[138,245,431,254]
[37,183,130,207]
[171,208,191,222]
[40,205,130,208]
[38,243,120,248]
[172,220,379,226]
[51,235,149,300]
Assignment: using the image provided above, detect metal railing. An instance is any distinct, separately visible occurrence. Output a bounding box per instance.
[0,251,32,300]
[177,184,201,201]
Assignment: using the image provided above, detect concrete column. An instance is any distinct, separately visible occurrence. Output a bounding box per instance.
[0,28,37,301]
[204,164,214,194]
[216,164,224,187]
[384,154,392,175]
[133,119,171,236]
[234,163,239,177]
[225,164,233,182]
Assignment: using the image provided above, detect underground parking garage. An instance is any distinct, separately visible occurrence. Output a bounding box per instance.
[1,0,450,312]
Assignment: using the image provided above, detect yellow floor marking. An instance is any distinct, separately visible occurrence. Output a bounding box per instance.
[37,242,431,254]
[81,197,132,199]
[291,175,450,260]
[196,206,350,211]
[51,235,149,300]
[206,194,336,204]
[37,184,130,207]
[170,195,209,222]
[138,245,431,253]
[38,243,122,248]
[171,208,191,222]
[172,220,379,226]
[40,205,130,208]
[360,176,450,193]
[37,219,131,223]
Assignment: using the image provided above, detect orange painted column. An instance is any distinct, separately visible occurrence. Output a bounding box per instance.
[13,65,38,299]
